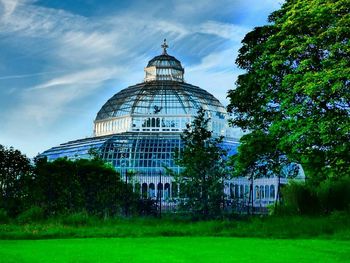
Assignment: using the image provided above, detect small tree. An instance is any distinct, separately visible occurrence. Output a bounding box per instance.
[231,131,299,214]
[0,145,33,216]
[174,108,227,218]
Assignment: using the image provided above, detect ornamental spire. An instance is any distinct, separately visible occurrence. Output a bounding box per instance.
[161,38,168,55]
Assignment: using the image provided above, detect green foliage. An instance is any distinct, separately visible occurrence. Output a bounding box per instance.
[17,206,45,224]
[0,145,149,218]
[276,182,320,215]
[0,214,350,240]
[275,177,350,215]
[60,211,93,226]
[136,198,157,216]
[0,209,9,224]
[0,145,33,217]
[232,131,298,179]
[227,0,350,182]
[31,157,134,217]
[317,177,350,213]
[173,108,227,218]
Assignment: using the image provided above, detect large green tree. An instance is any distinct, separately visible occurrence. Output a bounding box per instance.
[228,0,350,183]
[174,108,227,218]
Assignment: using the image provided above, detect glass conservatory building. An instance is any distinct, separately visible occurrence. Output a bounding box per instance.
[40,41,303,207]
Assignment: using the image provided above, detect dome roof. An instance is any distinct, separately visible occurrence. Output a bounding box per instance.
[95,81,226,121]
[146,54,183,71]
[93,39,228,137]
[144,39,184,82]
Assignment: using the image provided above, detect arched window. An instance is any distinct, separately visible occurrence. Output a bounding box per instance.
[141,183,148,198]
[234,184,239,198]
[270,185,275,199]
[260,185,264,199]
[255,186,260,199]
[157,183,163,198]
[149,183,155,198]
[164,183,170,199]
[230,184,234,198]
[151,118,156,127]
[156,118,160,127]
[265,185,269,199]
[240,185,244,198]
[244,185,249,198]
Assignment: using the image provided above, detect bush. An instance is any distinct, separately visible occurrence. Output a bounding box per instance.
[17,206,45,224]
[137,199,157,216]
[317,177,350,213]
[0,209,9,224]
[277,181,319,215]
[60,212,94,226]
[276,177,350,216]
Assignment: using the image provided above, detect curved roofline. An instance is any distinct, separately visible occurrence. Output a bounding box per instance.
[94,80,226,122]
[147,54,181,64]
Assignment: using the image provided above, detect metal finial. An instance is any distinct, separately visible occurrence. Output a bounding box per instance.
[161,39,168,54]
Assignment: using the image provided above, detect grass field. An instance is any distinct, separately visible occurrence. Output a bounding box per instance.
[0,237,349,263]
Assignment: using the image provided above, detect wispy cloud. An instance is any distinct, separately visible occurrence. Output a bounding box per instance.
[30,67,121,90]
[198,21,249,40]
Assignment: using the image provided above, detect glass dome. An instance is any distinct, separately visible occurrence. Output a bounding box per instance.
[95,82,225,119]
[94,81,228,136]
[94,45,228,137]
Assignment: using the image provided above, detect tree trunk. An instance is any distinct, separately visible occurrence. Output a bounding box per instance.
[274,175,281,211]
[247,176,253,215]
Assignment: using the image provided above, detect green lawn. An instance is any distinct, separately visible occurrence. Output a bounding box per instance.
[0,237,349,263]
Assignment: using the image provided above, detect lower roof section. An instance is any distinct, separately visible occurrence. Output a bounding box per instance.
[39,133,239,174]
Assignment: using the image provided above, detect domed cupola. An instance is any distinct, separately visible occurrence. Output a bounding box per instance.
[144,39,184,82]
[93,40,228,138]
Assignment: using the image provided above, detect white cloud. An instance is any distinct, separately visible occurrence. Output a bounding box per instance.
[31,67,121,90]
[0,0,32,18]
[198,21,249,40]
[2,67,121,138]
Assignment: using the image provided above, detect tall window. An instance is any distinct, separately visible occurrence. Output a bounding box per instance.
[265,185,269,199]
[240,185,244,198]
[270,185,275,199]
[164,183,170,199]
[149,183,155,198]
[255,186,260,199]
[260,185,264,199]
[142,183,148,198]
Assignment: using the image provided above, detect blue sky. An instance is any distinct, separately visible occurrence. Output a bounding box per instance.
[0,0,283,157]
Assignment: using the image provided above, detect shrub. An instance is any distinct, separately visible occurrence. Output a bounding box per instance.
[276,177,350,216]
[60,212,93,226]
[0,209,9,224]
[137,198,157,216]
[17,206,45,224]
[278,181,320,215]
[317,177,350,213]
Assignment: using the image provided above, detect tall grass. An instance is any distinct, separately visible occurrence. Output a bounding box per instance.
[0,211,349,240]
